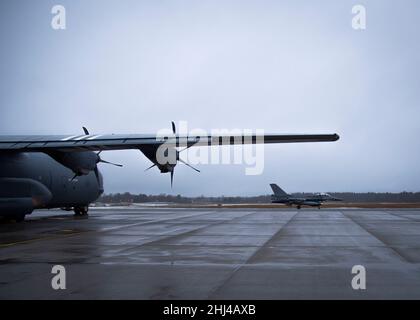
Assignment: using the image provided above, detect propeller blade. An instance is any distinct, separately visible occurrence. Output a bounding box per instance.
[82,127,89,135]
[99,159,123,167]
[145,164,157,171]
[178,146,189,153]
[94,166,99,179]
[170,170,174,188]
[171,121,176,134]
[178,158,200,172]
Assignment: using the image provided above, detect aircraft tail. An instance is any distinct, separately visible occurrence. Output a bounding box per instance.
[270,184,289,198]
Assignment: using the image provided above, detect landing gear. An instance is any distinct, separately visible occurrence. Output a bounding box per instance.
[297,205,301,210]
[318,206,321,210]
[74,206,89,217]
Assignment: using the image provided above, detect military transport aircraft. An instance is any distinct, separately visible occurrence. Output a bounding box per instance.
[270,184,342,209]
[0,123,339,221]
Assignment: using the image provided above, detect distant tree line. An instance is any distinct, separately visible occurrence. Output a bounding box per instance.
[98,192,420,204]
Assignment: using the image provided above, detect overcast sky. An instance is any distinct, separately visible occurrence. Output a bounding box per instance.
[1,0,419,196]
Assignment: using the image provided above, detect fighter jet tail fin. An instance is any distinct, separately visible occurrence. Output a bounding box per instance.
[270,184,289,198]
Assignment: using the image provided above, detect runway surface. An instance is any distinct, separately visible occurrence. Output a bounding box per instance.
[1,207,420,299]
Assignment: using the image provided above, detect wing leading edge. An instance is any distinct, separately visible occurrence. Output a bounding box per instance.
[0,133,339,152]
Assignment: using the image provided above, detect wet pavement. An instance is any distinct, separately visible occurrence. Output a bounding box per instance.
[1,207,420,299]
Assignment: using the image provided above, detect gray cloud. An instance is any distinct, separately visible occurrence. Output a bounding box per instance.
[1,0,419,195]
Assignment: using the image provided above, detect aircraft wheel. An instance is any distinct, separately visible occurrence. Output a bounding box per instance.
[297,205,301,210]
[74,206,89,217]
[318,206,321,210]
[80,206,89,215]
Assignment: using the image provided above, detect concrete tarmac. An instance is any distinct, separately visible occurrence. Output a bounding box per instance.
[1,207,420,299]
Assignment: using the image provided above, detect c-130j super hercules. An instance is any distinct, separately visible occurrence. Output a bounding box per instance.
[0,123,339,221]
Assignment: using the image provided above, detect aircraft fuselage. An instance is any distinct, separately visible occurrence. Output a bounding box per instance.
[0,152,103,219]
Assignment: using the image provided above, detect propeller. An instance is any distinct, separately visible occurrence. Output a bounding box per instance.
[171,121,176,135]
[80,128,123,168]
[144,122,200,187]
[145,164,157,171]
[167,149,201,187]
[98,158,123,167]
[67,127,122,183]
[93,166,100,181]
[96,151,123,167]
[82,126,89,135]
[178,156,200,172]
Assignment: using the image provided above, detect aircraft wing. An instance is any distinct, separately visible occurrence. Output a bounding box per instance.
[0,133,339,152]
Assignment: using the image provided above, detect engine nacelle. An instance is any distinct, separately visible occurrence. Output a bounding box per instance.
[0,178,52,217]
[47,151,99,176]
[157,163,176,173]
[139,145,178,173]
